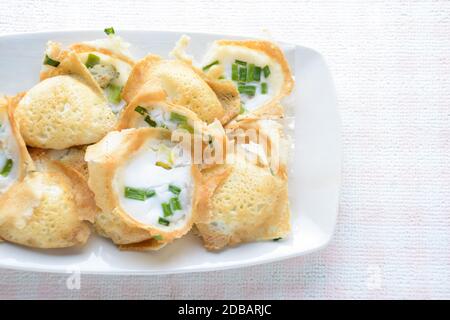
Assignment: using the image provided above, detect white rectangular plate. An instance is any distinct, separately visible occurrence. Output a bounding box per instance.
[0,30,341,274]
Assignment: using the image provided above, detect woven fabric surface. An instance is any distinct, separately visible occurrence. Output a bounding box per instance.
[0,0,449,299]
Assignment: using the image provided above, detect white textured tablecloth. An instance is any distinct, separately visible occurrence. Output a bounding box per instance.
[1,0,449,299]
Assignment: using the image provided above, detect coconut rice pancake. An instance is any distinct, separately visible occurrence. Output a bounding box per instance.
[85,128,205,251]
[201,40,294,117]
[0,148,96,249]
[195,117,291,250]
[14,75,116,149]
[41,29,135,115]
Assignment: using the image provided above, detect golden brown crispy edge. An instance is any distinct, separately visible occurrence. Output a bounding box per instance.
[70,43,135,66]
[121,54,163,103]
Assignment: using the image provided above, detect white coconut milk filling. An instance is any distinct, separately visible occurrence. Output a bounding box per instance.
[114,140,193,230]
[0,111,20,194]
[202,44,284,111]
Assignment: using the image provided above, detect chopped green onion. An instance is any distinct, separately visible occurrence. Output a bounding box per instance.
[170,197,182,211]
[218,75,225,80]
[106,84,122,104]
[239,103,246,114]
[238,67,247,82]
[263,65,271,78]
[43,54,60,67]
[170,112,187,123]
[155,161,172,170]
[153,234,163,241]
[0,159,13,177]
[178,123,194,133]
[272,237,282,241]
[169,184,181,195]
[85,53,100,68]
[144,115,157,127]
[158,217,170,226]
[162,202,173,217]
[253,66,261,81]
[261,82,268,94]
[134,106,147,115]
[238,85,256,96]
[231,63,238,81]
[104,27,115,35]
[124,187,155,201]
[145,189,156,198]
[202,60,219,72]
[247,64,255,82]
[235,60,247,66]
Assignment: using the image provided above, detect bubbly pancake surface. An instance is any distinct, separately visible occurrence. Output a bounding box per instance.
[15,75,116,149]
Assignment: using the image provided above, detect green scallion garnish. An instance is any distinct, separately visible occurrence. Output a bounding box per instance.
[145,189,156,198]
[239,103,246,114]
[158,217,170,226]
[169,184,181,195]
[238,85,256,96]
[202,60,219,72]
[261,82,268,94]
[238,67,247,82]
[162,202,173,217]
[153,234,163,241]
[134,106,147,115]
[231,63,239,81]
[170,112,187,123]
[155,161,172,170]
[235,60,247,66]
[106,84,122,104]
[254,66,261,81]
[144,115,157,127]
[124,187,155,201]
[0,159,13,177]
[85,53,100,68]
[170,197,182,211]
[273,237,282,241]
[178,123,194,133]
[104,27,115,35]
[263,65,271,78]
[247,64,255,82]
[43,54,60,67]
